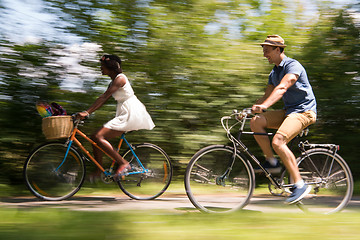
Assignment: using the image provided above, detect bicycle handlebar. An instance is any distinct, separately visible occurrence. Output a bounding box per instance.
[221,107,267,133]
[221,108,253,134]
[233,108,252,118]
[71,113,88,127]
[222,108,310,141]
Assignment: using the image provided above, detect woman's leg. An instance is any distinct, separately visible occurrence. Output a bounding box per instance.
[91,127,127,175]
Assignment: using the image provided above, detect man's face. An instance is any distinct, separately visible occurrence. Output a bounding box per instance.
[262,45,278,64]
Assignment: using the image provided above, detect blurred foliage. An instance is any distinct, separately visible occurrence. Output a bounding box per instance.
[0,0,359,186]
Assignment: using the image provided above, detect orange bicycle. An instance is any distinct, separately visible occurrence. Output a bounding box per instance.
[23,115,172,201]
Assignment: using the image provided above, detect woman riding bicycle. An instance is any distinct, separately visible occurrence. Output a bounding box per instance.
[77,54,155,180]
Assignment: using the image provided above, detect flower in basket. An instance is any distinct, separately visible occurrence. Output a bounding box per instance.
[36,102,53,118]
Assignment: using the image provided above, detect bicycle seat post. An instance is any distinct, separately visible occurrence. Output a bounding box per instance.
[116,134,126,153]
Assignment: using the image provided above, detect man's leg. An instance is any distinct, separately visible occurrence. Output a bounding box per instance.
[274,112,316,204]
[250,115,275,159]
[250,110,286,172]
[274,111,316,183]
[273,133,311,204]
[272,133,301,182]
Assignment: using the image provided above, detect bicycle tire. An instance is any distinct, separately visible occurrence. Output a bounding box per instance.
[184,145,255,213]
[117,143,172,200]
[281,148,353,214]
[24,142,86,201]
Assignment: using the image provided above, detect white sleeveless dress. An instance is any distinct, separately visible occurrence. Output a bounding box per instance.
[103,74,155,132]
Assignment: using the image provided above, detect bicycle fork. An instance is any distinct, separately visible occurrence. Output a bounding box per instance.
[52,141,74,174]
[216,144,238,186]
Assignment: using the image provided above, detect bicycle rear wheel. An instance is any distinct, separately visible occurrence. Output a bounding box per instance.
[24,142,86,201]
[117,143,172,200]
[184,145,255,213]
[281,148,353,214]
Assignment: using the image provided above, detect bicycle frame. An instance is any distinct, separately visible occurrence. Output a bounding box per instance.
[222,109,341,191]
[60,119,149,177]
[298,141,340,186]
[220,112,278,188]
[234,131,282,189]
[221,110,301,190]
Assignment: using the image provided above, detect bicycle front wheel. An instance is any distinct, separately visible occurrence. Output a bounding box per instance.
[24,142,86,201]
[185,145,255,213]
[117,143,172,200]
[281,148,353,214]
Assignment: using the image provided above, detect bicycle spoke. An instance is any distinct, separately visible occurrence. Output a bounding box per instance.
[281,148,353,214]
[185,145,254,213]
[24,142,85,201]
[117,143,172,200]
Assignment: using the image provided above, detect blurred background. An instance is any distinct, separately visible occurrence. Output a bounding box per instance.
[0,0,359,191]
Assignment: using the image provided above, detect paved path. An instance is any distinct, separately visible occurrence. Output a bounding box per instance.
[1,193,360,213]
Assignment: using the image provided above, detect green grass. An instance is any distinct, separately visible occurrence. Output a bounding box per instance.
[1,180,360,239]
[0,207,360,240]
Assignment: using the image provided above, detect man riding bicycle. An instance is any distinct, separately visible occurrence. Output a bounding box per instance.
[250,35,317,204]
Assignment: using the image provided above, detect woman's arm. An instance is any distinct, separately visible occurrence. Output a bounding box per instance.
[78,75,126,118]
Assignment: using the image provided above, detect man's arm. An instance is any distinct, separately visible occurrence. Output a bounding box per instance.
[252,73,298,113]
[256,84,275,104]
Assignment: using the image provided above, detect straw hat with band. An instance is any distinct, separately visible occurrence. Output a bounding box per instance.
[259,35,287,48]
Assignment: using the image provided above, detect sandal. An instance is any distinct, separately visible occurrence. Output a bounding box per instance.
[113,163,131,181]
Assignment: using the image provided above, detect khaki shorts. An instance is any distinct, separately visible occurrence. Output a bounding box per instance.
[262,110,317,142]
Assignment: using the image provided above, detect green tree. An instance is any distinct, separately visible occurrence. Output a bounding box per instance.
[301,7,360,175]
[0,0,359,187]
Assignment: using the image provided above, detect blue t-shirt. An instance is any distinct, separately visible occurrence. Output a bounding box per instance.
[268,57,317,115]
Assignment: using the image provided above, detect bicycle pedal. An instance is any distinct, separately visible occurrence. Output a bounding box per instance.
[101,177,114,184]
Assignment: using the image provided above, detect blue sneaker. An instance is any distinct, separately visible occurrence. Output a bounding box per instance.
[285,184,312,205]
[254,161,282,174]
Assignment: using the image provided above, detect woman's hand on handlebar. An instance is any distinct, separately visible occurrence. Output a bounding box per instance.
[76,111,90,120]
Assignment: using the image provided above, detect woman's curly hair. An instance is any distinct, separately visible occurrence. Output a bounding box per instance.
[100,54,122,73]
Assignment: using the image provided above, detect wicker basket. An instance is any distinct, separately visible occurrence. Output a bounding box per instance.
[42,116,73,140]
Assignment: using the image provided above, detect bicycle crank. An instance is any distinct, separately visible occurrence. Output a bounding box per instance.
[216,176,226,186]
[101,169,115,184]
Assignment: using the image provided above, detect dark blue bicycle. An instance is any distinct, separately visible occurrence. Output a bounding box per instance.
[184,108,353,214]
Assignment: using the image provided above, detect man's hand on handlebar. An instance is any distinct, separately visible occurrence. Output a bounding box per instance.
[251,104,267,114]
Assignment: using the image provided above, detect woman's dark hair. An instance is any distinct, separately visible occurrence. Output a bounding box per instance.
[100,54,122,73]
